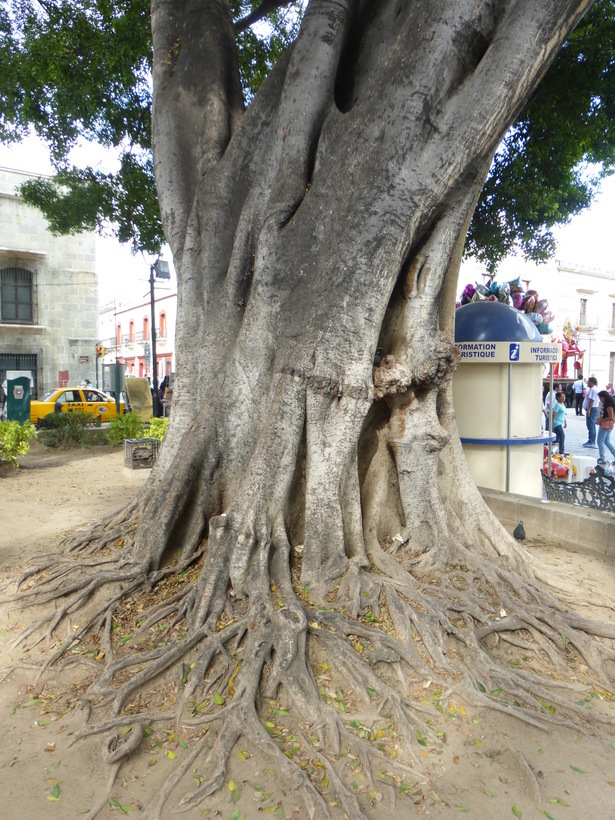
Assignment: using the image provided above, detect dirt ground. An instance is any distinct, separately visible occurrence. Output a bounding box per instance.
[0,442,614,819]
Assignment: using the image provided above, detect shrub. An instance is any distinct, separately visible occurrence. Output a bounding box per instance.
[148,417,169,441]
[37,410,102,448]
[106,412,145,445]
[0,420,37,465]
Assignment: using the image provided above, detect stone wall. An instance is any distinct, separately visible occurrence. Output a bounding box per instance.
[0,167,98,395]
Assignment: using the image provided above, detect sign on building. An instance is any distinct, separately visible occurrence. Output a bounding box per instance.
[457,342,561,364]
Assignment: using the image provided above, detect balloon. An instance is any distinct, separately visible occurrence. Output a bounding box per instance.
[475,283,491,297]
[511,292,524,309]
[522,295,536,311]
[537,323,553,334]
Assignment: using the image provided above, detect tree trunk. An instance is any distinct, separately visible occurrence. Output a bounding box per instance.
[145,0,591,587]
[19,2,615,817]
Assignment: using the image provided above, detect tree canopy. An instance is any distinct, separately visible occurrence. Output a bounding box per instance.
[0,1,613,264]
[0,1,614,265]
[0,0,302,253]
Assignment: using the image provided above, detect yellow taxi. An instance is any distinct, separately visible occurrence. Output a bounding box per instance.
[30,387,125,424]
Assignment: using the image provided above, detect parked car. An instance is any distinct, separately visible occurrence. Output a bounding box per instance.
[30,387,125,424]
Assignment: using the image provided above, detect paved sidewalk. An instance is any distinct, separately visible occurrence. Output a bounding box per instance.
[555,407,603,461]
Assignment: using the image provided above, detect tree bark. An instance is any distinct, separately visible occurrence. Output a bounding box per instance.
[146,0,594,591]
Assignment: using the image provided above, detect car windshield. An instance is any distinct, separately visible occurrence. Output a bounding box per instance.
[40,391,57,401]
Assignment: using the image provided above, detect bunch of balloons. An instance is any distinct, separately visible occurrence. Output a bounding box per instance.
[458,277,554,335]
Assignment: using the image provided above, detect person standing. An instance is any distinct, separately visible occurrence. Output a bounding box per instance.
[551,391,567,455]
[596,390,615,466]
[543,383,563,426]
[582,376,599,448]
[0,381,5,419]
[572,375,585,415]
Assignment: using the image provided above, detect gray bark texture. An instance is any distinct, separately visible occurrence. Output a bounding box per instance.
[14,2,615,817]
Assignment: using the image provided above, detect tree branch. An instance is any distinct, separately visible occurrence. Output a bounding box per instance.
[151,0,244,260]
[234,0,295,33]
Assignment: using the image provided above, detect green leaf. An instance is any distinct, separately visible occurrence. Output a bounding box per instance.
[457,808,470,813]
[512,805,522,818]
[549,797,570,806]
[231,786,241,804]
[50,783,61,799]
[539,811,556,820]
[366,686,378,697]
[213,693,225,705]
[570,764,586,773]
[477,682,486,693]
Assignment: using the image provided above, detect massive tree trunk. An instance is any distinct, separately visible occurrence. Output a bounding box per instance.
[14,1,615,817]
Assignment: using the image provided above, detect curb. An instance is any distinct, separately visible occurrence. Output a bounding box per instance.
[480,487,615,558]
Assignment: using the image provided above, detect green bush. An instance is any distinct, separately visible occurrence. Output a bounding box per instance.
[0,420,37,464]
[37,410,103,448]
[148,417,169,441]
[106,412,145,445]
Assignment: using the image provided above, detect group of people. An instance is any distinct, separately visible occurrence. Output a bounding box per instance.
[544,377,615,467]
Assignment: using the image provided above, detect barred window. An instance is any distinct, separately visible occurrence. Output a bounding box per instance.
[1,267,33,323]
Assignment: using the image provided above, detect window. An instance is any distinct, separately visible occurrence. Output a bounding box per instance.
[159,311,167,339]
[143,316,149,340]
[1,267,33,323]
[611,303,615,330]
[57,390,81,403]
[129,320,135,342]
[116,324,122,345]
[579,298,587,324]
[0,352,38,395]
[610,352,615,384]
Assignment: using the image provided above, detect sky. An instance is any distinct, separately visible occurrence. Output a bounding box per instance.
[0,135,173,307]
[1,133,614,300]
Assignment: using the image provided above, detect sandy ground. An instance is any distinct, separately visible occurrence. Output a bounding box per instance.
[0,442,614,819]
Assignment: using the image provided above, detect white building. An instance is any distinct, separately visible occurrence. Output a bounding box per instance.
[459,257,615,387]
[99,289,177,384]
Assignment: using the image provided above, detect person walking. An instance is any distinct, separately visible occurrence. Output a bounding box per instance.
[596,390,615,467]
[573,376,585,415]
[551,391,567,455]
[582,376,599,448]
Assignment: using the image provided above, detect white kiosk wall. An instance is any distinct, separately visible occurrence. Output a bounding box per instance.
[453,340,561,498]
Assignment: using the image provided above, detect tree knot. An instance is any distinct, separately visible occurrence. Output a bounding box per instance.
[373,355,412,400]
[413,339,460,389]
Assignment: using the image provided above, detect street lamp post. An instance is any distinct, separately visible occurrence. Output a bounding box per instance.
[150,259,170,417]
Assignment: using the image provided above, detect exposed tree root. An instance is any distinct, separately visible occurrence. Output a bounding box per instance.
[3,513,614,819]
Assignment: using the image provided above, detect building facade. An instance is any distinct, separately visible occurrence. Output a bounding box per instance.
[460,257,615,387]
[99,290,177,385]
[0,167,98,397]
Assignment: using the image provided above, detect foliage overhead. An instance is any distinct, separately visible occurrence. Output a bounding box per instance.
[0,0,302,253]
[1,0,614,267]
[466,0,615,271]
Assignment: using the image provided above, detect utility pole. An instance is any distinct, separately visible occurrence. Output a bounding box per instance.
[149,259,170,417]
[149,263,159,417]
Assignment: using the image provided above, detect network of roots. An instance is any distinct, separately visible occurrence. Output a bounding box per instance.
[5,509,615,818]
